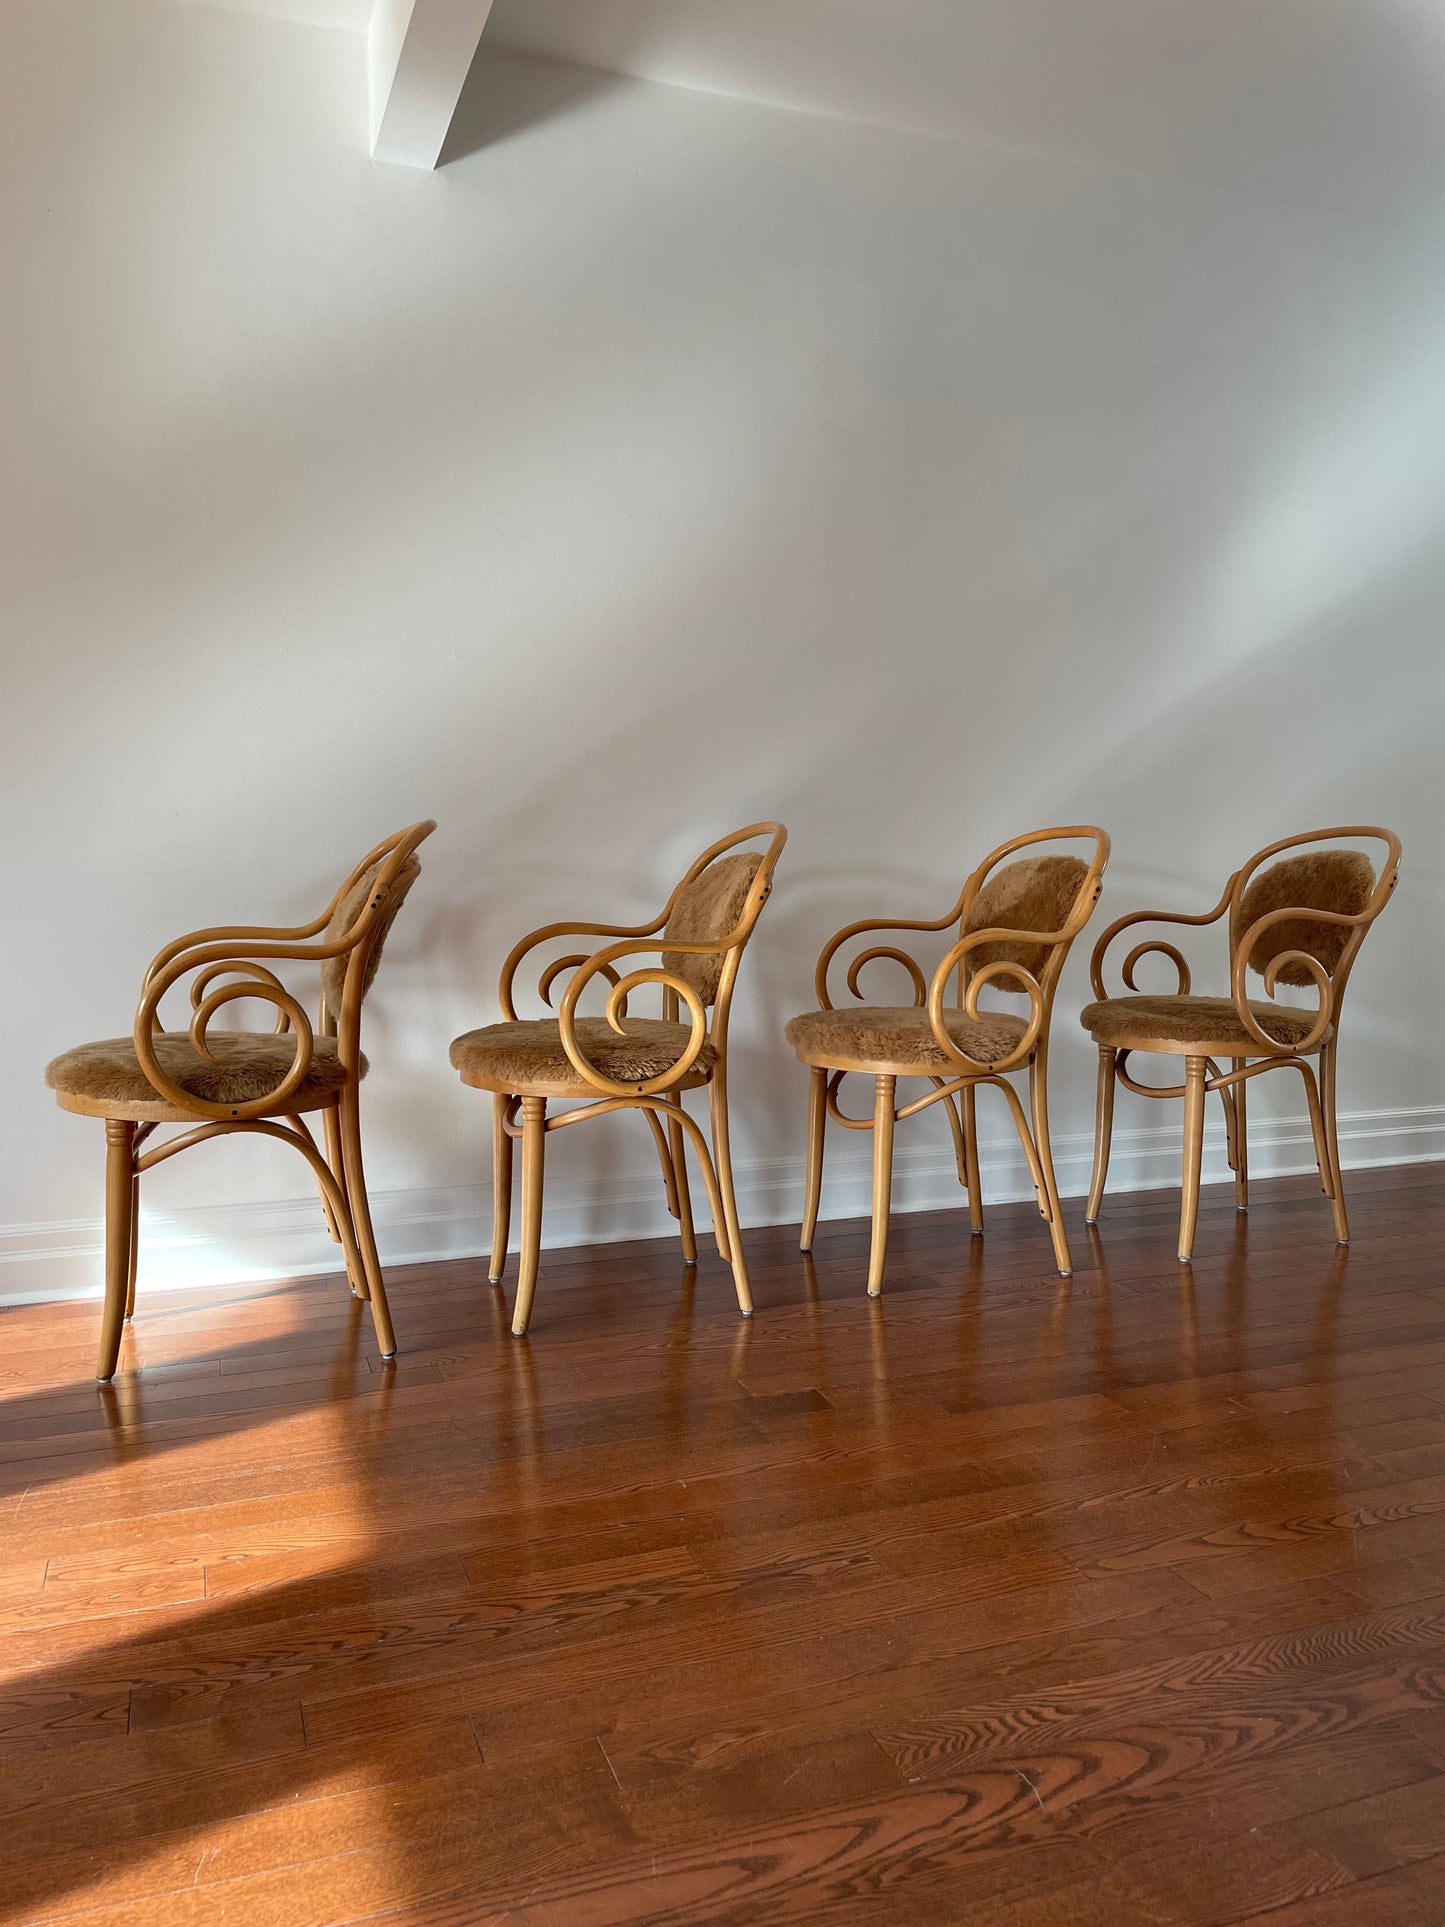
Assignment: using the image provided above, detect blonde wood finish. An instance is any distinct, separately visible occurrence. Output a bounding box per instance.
[1179,1056,1208,1262]
[514,1097,548,1338]
[50,822,435,1378]
[800,1065,827,1252]
[1229,1056,1249,1210]
[489,1094,514,1285]
[666,1094,699,1267]
[98,1121,137,1381]
[1086,1043,1115,1224]
[1085,826,1401,1262]
[455,825,786,1334]
[790,826,1110,1292]
[867,1076,896,1295]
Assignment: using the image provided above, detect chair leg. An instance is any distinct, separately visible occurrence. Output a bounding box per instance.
[666,1098,698,1266]
[710,1070,753,1316]
[1085,1046,1116,1224]
[1179,1055,1208,1264]
[963,1082,984,1237]
[337,1082,397,1358]
[1230,1058,1249,1212]
[513,1096,547,1336]
[867,1075,896,1298]
[98,1120,137,1382]
[801,1066,827,1252]
[125,1171,141,1319]
[323,1108,366,1298]
[490,1093,513,1284]
[1030,1047,1072,1277]
[1319,1042,1350,1245]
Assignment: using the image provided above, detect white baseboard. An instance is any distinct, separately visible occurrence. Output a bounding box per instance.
[2,1103,1442,1306]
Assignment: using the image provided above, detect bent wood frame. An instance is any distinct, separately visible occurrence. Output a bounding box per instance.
[1085,825,1402,1262]
[61,822,436,1381]
[796,826,1110,1292]
[473,823,787,1336]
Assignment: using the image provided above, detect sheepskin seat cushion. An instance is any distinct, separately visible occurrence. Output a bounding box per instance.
[786,1004,1028,1072]
[1236,850,1375,985]
[450,1018,717,1095]
[964,855,1088,986]
[662,854,762,1006]
[45,1032,359,1120]
[321,853,423,1021]
[1080,995,1328,1054]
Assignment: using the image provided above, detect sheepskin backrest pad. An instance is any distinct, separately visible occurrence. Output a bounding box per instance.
[662,853,762,1006]
[1237,850,1375,985]
[962,854,1088,988]
[320,853,422,1021]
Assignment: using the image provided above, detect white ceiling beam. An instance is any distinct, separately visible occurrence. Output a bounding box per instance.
[369,0,496,169]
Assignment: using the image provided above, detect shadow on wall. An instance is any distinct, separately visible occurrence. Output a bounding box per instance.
[440,46,629,166]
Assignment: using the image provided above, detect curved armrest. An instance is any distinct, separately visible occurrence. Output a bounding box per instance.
[1088,881,1236,1000]
[814,889,970,1012]
[924,925,1058,1076]
[133,932,354,1121]
[498,914,668,1021]
[553,934,736,1098]
[1228,904,1359,1055]
[144,914,336,989]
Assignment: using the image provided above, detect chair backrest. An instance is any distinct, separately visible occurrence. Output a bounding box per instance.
[659,824,787,1031]
[320,822,435,1036]
[955,827,1110,1000]
[1228,827,1400,1004]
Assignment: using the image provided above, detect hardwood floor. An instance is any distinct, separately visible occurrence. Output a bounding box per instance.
[3,1164,1445,1924]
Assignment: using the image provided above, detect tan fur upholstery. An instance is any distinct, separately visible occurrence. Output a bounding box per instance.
[964,855,1087,989]
[450,1018,717,1094]
[320,854,423,1021]
[662,854,761,1006]
[1237,850,1375,986]
[786,1003,1028,1071]
[1080,995,1327,1052]
[45,1032,359,1120]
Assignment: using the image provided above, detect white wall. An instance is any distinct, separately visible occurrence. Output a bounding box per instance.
[2,0,1443,1303]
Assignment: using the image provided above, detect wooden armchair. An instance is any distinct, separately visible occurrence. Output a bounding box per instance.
[449,824,786,1336]
[785,827,1110,1290]
[45,822,435,1379]
[1080,827,1401,1262]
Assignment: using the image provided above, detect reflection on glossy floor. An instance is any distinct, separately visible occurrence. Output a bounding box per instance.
[3,1166,1445,1924]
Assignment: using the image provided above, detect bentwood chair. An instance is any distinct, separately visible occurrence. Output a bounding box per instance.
[45,822,435,1379]
[786,827,1110,1289]
[449,823,787,1336]
[1080,827,1401,1262]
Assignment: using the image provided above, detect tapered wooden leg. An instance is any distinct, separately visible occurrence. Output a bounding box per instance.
[867,1075,896,1298]
[1320,1042,1350,1244]
[1030,1046,1072,1277]
[710,1070,753,1316]
[98,1120,137,1381]
[490,1093,513,1284]
[1085,1046,1116,1224]
[124,1172,140,1319]
[1178,1055,1208,1264]
[337,1082,396,1357]
[513,1097,547,1336]
[1230,1059,1249,1211]
[801,1066,827,1252]
[962,1082,984,1236]
[666,1098,697,1266]
[323,1107,366,1298]
[316,1110,344,1244]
